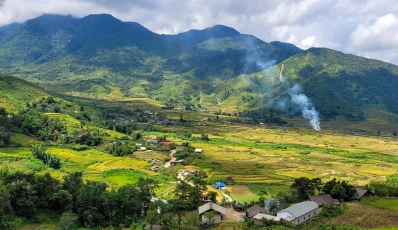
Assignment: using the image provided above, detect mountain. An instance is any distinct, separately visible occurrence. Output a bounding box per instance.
[1,13,398,123]
[278,48,398,120]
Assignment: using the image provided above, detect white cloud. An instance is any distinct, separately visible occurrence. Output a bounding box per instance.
[300,35,318,49]
[349,13,398,51]
[0,0,398,64]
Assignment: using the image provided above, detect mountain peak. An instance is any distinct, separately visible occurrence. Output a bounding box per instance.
[204,24,240,37]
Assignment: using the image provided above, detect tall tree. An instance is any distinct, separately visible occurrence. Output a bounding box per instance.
[62,172,83,210]
[291,177,321,201]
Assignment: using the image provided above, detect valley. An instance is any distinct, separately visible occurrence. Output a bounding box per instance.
[1,13,398,230]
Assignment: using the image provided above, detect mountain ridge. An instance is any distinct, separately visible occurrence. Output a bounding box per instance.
[1,13,398,124]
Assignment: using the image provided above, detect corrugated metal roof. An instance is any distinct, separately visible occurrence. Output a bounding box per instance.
[309,194,335,205]
[247,205,268,217]
[198,202,226,215]
[278,201,318,218]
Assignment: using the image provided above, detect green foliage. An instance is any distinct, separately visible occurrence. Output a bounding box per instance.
[201,133,209,141]
[323,178,356,201]
[291,177,322,201]
[108,141,133,156]
[71,145,90,151]
[31,144,61,169]
[58,211,78,230]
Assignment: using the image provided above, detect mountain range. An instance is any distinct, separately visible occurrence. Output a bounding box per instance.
[1,13,398,124]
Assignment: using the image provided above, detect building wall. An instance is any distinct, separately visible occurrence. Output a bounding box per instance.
[293,210,318,226]
[201,214,222,223]
[278,209,318,226]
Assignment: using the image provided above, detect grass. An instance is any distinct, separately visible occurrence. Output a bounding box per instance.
[305,203,398,229]
[101,168,151,188]
[361,197,398,211]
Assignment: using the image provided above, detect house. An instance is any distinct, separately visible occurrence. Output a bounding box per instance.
[146,139,160,147]
[139,147,147,151]
[160,142,172,147]
[213,182,226,190]
[234,202,244,211]
[175,146,186,151]
[194,149,204,154]
[264,198,280,213]
[226,175,233,181]
[169,159,185,166]
[246,205,268,218]
[150,165,163,171]
[309,194,340,206]
[277,201,319,226]
[252,213,282,226]
[146,139,159,144]
[144,225,162,230]
[198,202,226,223]
[212,132,219,136]
[351,187,374,201]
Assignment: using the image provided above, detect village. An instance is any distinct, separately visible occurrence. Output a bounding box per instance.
[136,136,375,229]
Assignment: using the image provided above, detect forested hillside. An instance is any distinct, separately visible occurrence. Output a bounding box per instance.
[1,14,398,122]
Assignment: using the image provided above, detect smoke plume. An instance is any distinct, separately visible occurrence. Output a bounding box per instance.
[289,84,321,131]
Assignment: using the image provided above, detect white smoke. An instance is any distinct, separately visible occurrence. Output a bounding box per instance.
[289,84,321,131]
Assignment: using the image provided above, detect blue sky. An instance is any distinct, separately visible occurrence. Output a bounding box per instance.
[1,0,398,64]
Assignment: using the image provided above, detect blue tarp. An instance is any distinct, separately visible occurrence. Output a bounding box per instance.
[214,182,226,187]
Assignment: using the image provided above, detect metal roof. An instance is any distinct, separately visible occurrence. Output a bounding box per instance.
[278,201,318,218]
[308,194,335,205]
[198,202,226,215]
[247,205,268,218]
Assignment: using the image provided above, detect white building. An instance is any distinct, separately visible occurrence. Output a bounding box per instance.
[277,201,318,226]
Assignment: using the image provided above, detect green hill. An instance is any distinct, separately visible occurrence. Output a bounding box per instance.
[2,14,398,124]
[0,72,50,112]
[278,48,398,120]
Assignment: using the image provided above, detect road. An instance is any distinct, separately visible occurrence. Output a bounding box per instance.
[164,149,176,168]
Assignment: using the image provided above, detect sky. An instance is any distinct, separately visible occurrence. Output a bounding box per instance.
[1,0,398,64]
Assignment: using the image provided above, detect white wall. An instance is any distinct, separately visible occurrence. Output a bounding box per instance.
[278,209,318,226]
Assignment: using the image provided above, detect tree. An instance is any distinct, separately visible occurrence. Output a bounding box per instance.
[75,181,108,228]
[200,134,209,141]
[268,199,286,216]
[323,178,356,201]
[291,177,321,201]
[35,172,60,208]
[0,132,11,146]
[58,211,78,230]
[62,172,83,210]
[3,172,38,218]
[169,199,190,230]
[137,178,159,216]
[0,185,12,226]
[50,190,73,212]
[186,170,208,207]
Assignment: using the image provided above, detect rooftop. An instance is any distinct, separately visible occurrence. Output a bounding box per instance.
[278,201,318,218]
[198,202,226,215]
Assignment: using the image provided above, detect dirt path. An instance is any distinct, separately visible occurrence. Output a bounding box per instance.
[221,190,233,203]
[279,63,284,82]
[164,149,176,168]
[224,207,244,222]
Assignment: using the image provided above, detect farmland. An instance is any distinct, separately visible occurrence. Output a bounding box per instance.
[3,96,398,229]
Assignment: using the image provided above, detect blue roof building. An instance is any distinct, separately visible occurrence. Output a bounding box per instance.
[213,182,226,189]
